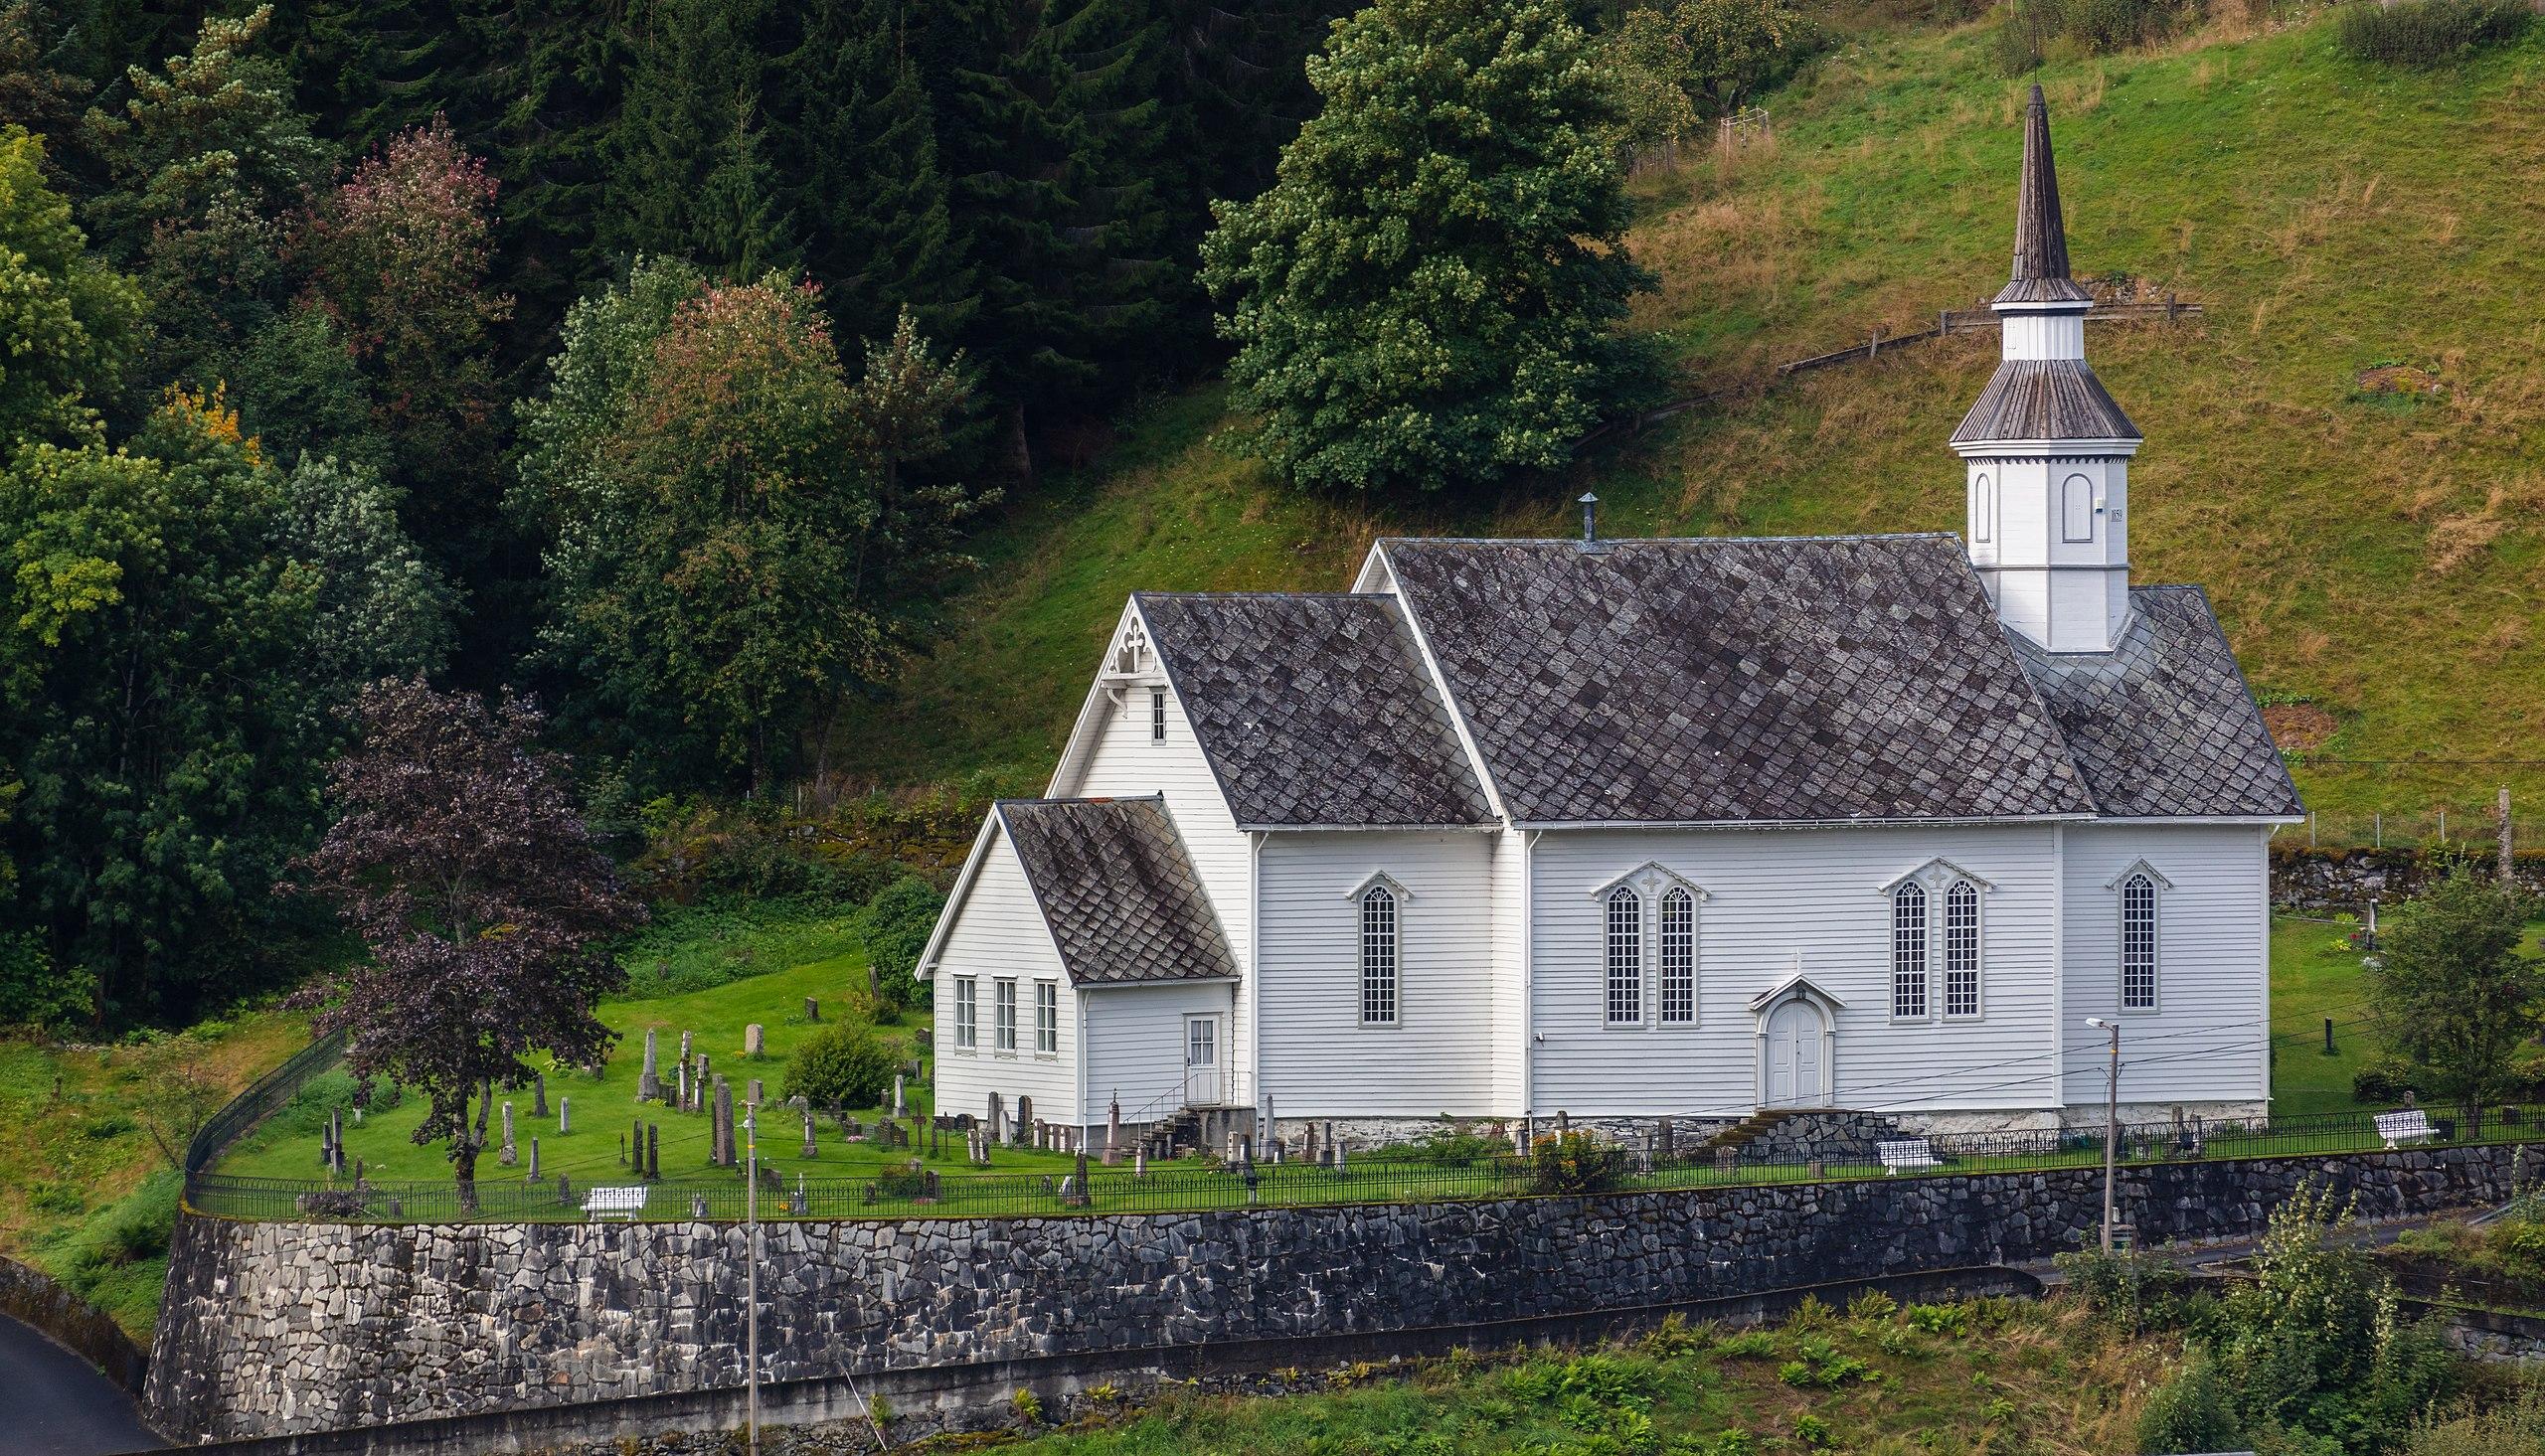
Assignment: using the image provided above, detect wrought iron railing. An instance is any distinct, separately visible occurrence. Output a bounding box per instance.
[183,1102,2545,1226]
[184,1029,349,1176]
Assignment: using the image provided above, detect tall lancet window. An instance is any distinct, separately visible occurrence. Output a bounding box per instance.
[1971,473,1993,543]
[1605,887,1643,1026]
[2062,474,2096,542]
[1891,883,1929,1020]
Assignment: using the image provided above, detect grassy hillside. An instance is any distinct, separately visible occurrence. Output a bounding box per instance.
[845,15,2545,826]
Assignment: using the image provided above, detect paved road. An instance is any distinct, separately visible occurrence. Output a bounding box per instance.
[0,1311,164,1455]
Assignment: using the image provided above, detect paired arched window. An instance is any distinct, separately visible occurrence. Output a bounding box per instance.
[2121,873,2159,1010]
[1358,885,1399,1026]
[1891,882,1929,1019]
[1658,888,1696,1025]
[1605,886,1643,1026]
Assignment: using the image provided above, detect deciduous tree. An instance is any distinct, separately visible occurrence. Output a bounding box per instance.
[288,678,640,1209]
[0,124,141,447]
[1199,0,1660,496]
[2369,864,2543,1132]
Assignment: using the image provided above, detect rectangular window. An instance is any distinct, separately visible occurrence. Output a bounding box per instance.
[953,978,977,1050]
[1892,885,1929,1020]
[994,978,1018,1051]
[2121,876,2159,1010]
[1359,888,1399,1025]
[1035,982,1059,1054]
[1945,882,1981,1018]
[1150,687,1166,741]
[1605,889,1643,1026]
[1658,889,1695,1025]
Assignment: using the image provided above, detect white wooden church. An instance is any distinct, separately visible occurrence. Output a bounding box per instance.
[918,88,2301,1146]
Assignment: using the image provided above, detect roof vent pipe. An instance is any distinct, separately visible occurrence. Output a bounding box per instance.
[1567,491,1608,555]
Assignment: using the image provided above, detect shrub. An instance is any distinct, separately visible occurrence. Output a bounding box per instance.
[1400,1123,1510,1167]
[856,877,944,1011]
[1904,1302,1968,1336]
[1996,0,2197,73]
[2353,1055,2416,1104]
[1530,1130,1628,1195]
[1713,1328,1779,1359]
[1793,1411,1836,1448]
[780,1023,899,1110]
[2056,1244,2194,1333]
[2135,1351,2241,1454]
[2335,0,2531,66]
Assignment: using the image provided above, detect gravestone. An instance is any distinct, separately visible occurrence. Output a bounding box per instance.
[987,1092,1004,1146]
[557,1174,571,1207]
[1106,1097,1121,1166]
[638,1030,661,1102]
[499,1102,518,1167]
[1016,1095,1033,1143]
[528,1137,539,1180]
[691,1193,709,1219]
[748,1078,764,1107]
[533,1072,549,1118]
[801,1111,817,1159]
[679,1030,693,1062]
[645,1123,660,1180]
[891,1073,906,1119]
[676,1059,689,1111]
[559,1097,571,1135]
[744,1024,764,1058]
[696,1054,712,1096]
[713,1078,735,1167]
[805,997,819,1023]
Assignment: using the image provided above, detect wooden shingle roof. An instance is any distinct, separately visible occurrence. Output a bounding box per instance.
[996,798,1238,986]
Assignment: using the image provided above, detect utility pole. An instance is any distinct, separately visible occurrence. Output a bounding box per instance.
[2087,1017,2120,1252]
[746,1102,760,1456]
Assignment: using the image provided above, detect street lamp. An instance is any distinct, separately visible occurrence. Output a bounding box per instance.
[745,1101,760,1456]
[2086,1018,2120,1252]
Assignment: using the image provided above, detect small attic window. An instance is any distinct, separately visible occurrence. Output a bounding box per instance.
[1150,688,1166,741]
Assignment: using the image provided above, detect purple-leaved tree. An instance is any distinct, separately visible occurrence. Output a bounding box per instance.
[288,678,642,1209]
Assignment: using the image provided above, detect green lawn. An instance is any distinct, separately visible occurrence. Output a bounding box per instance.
[2267,911,2385,1117]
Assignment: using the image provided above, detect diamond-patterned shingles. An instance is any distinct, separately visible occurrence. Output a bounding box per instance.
[996,798,1239,986]
[2013,585,2302,818]
[1136,593,1494,828]
[1381,536,2099,825]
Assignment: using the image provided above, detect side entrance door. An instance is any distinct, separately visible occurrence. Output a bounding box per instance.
[1183,1014,1222,1106]
[1764,1001,1824,1107]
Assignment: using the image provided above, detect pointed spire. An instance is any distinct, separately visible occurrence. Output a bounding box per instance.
[1995,84,2092,305]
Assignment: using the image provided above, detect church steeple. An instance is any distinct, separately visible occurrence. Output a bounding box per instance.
[1951,84,2141,655]
[2001,84,2090,305]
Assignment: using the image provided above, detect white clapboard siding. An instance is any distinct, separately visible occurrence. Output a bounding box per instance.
[2060,823,2270,1107]
[1085,982,1240,1123]
[1256,831,1499,1118]
[1527,826,2064,1118]
[1488,829,1529,1114]
[1054,674,1251,1080]
[932,831,1082,1127]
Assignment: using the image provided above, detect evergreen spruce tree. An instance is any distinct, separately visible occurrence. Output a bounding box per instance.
[599,0,792,277]
[1199,0,1659,496]
[780,0,970,349]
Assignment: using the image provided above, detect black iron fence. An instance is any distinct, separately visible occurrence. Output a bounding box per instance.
[183,1102,2545,1227]
[184,1029,349,1176]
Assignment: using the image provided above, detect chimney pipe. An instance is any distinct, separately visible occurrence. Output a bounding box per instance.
[1579,492,1599,549]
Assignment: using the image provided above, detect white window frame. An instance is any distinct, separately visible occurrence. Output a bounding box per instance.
[2109,861,2170,1013]
[1356,881,1400,1027]
[1604,886,1644,1027]
[2062,472,2096,543]
[953,977,977,1051]
[1150,687,1167,741]
[1971,472,1993,544]
[1034,981,1059,1055]
[1944,879,1983,1019]
[993,977,1018,1052]
[1878,859,1994,1024]
[1658,887,1697,1026]
[1586,863,1709,1030]
[1891,882,1929,1021]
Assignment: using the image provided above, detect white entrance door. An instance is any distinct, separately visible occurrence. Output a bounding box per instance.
[1183,1015,1222,1106]
[1764,1001,1824,1107]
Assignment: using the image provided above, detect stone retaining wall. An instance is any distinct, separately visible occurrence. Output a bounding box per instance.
[146,1143,2537,1442]
[0,1252,151,1397]
[2271,845,2545,912]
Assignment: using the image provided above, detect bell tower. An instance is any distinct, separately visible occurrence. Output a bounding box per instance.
[1952,85,2142,654]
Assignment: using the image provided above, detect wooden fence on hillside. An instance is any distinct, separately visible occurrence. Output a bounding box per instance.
[1776,295,2204,378]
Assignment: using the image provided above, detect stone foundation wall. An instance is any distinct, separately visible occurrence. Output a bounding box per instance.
[147,1143,2536,1442]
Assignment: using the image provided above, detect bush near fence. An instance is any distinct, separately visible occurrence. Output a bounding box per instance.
[2334,0,2532,67]
[185,1103,2545,1226]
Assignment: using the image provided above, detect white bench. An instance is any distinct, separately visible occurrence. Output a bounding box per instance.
[584,1186,649,1221]
[1878,1139,1941,1175]
[2376,1110,2435,1149]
